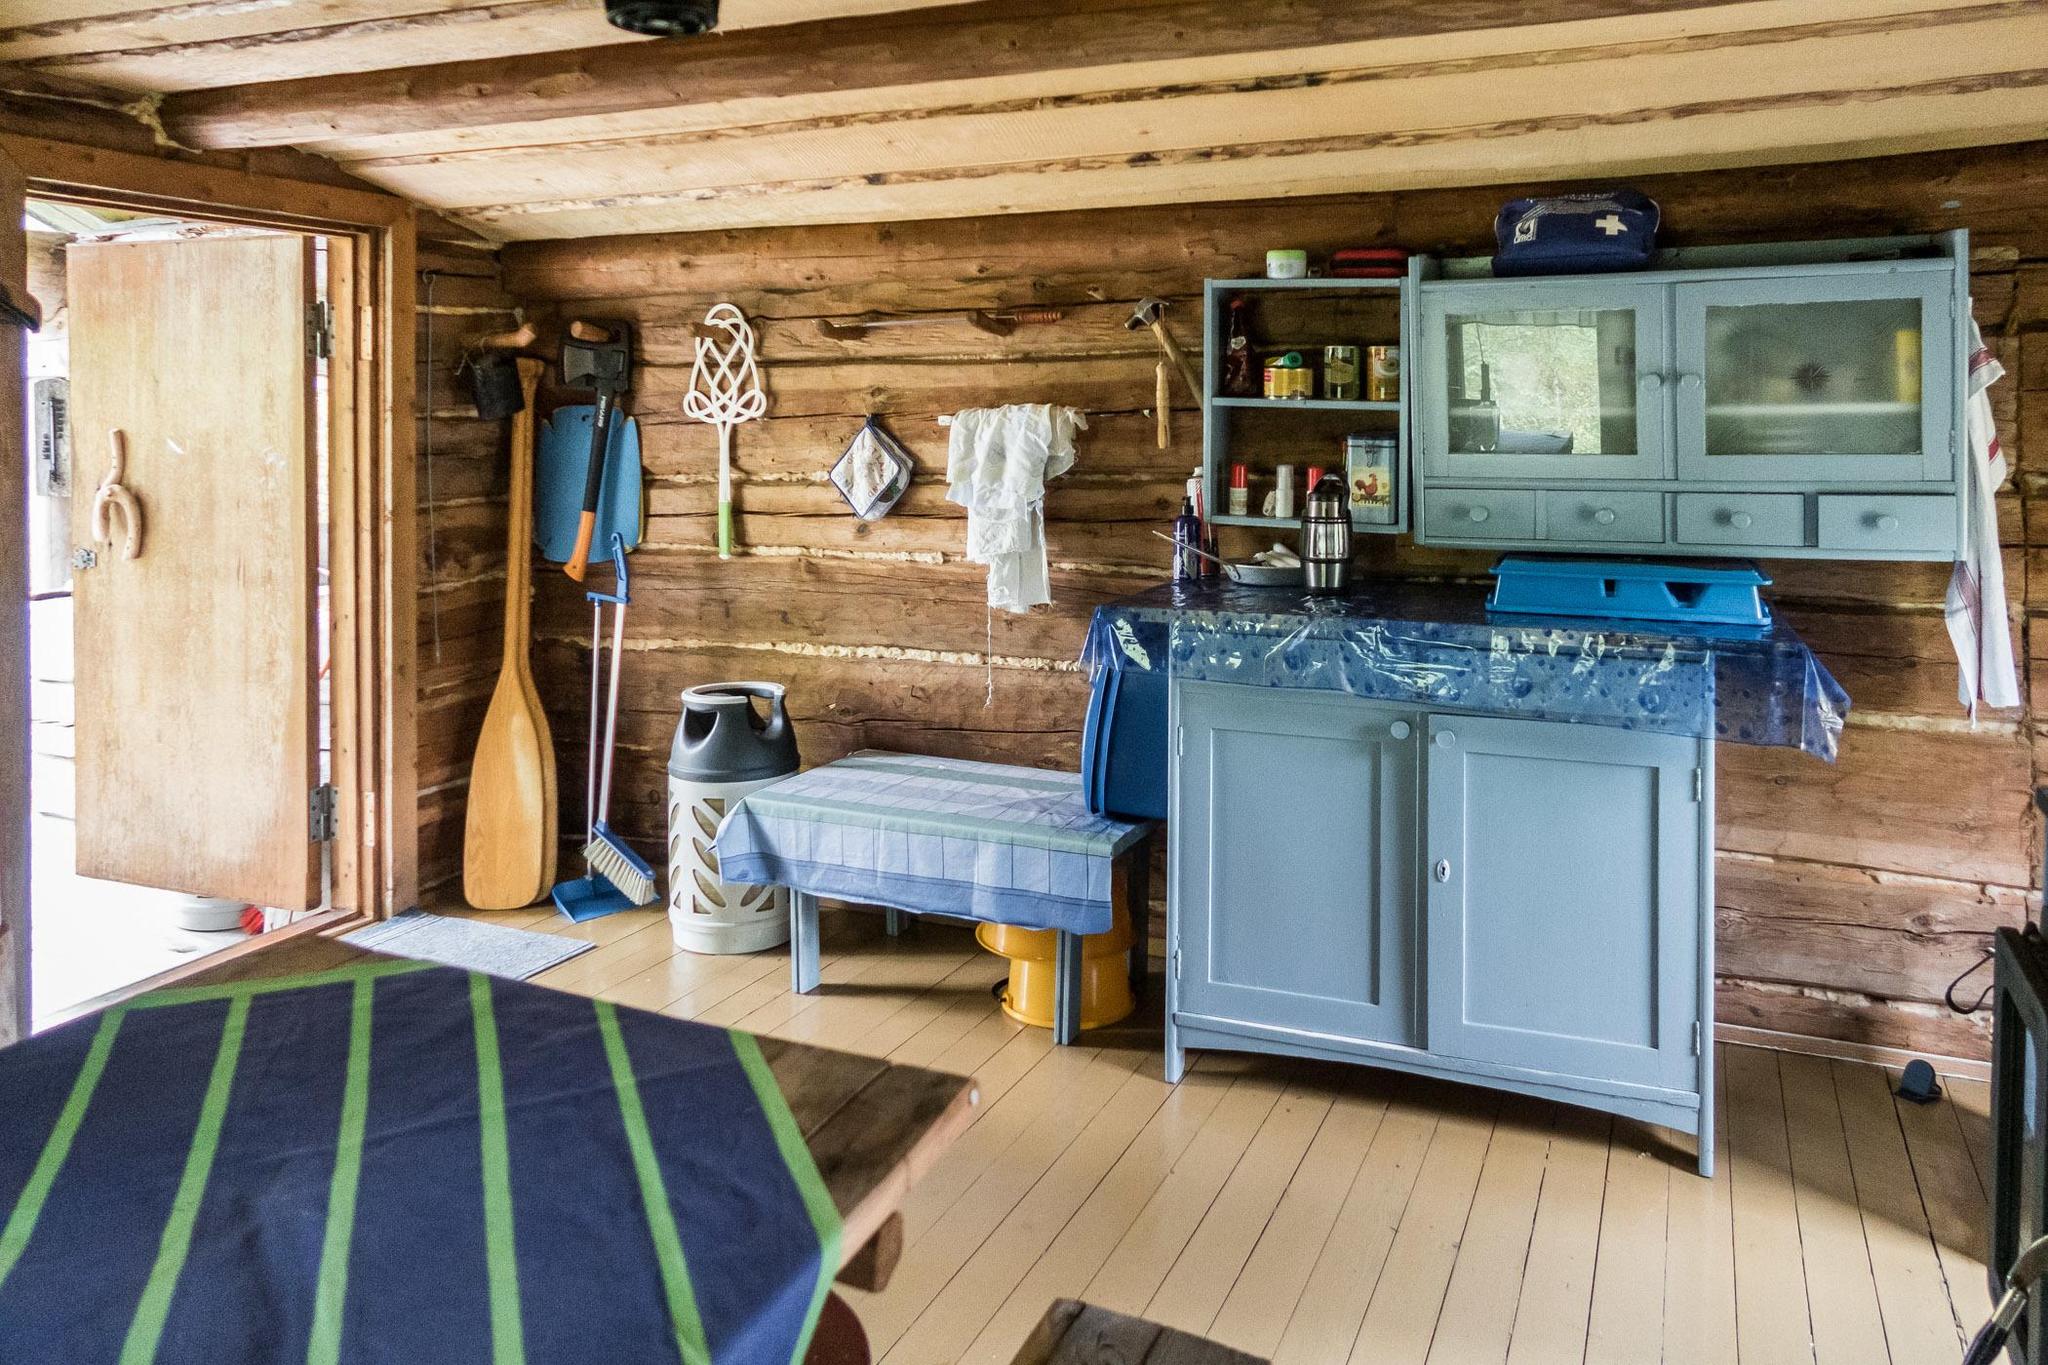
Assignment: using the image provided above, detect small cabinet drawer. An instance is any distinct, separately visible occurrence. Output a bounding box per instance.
[1815,495,1956,556]
[1423,489,1536,542]
[1673,493,1806,548]
[1541,491,1663,545]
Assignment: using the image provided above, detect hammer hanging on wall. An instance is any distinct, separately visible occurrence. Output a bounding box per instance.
[1128,299,1203,406]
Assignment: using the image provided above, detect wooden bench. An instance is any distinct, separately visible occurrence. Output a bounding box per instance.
[712,751,1155,1044]
[1012,1300,1269,1364]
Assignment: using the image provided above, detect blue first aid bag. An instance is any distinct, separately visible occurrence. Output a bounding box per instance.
[1493,190,1660,276]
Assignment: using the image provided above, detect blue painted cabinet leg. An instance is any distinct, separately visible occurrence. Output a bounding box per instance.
[1697,1032,1716,1178]
[884,907,908,937]
[790,889,821,994]
[1163,965,1185,1084]
[1127,838,1151,997]
[1053,930,1082,1046]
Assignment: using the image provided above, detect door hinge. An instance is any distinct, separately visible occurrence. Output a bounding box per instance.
[309,783,339,842]
[1170,948,1181,982]
[1692,768,1704,802]
[306,301,333,360]
[1176,728,1185,759]
[1693,1020,1704,1057]
[70,547,97,571]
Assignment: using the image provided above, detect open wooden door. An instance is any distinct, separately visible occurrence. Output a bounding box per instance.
[0,149,28,1041]
[66,235,322,911]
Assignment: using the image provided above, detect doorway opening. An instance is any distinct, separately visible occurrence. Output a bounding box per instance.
[22,201,338,1025]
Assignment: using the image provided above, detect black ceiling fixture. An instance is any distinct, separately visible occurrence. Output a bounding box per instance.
[605,0,718,36]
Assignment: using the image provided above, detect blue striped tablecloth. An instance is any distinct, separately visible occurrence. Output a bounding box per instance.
[713,752,1151,936]
[0,960,838,1365]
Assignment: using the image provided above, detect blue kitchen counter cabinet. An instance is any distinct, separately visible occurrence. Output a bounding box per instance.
[1088,580,1849,1177]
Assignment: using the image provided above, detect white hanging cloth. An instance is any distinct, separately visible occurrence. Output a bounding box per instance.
[1944,319,2020,718]
[945,404,1086,613]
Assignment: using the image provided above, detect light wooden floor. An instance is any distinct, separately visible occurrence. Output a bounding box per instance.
[465,903,1995,1365]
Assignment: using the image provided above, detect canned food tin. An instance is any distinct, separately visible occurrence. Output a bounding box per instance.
[1323,346,1361,401]
[1263,352,1313,401]
[1344,434,1398,525]
[1366,346,1401,402]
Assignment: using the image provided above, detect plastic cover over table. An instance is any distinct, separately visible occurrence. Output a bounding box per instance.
[1082,580,1849,762]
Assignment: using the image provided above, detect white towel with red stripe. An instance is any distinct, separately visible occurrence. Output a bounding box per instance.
[1945,319,2019,717]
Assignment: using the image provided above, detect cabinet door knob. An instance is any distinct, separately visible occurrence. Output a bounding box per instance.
[1434,731,1457,749]
[1465,505,1490,524]
[1636,372,1665,392]
[1726,510,1754,530]
[1434,859,1452,884]
[1873,513,1900,532]
[1592,507,1618,526]
[1677,372,1704,391]
[1389,720,1412,740]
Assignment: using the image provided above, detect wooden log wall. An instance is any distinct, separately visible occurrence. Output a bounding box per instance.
[413,238,518,895]
[480,139,2048,1063]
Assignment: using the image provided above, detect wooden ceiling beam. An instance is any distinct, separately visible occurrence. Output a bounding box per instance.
[156,0,1749,150]
[0,0,972,95]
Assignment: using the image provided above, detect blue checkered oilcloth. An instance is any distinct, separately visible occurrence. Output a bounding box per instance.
[714,751,1151,936]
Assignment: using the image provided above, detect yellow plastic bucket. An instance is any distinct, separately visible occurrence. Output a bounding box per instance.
[976,905,1136,1032]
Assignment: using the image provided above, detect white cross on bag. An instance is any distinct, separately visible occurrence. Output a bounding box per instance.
[1594,213,1628,237]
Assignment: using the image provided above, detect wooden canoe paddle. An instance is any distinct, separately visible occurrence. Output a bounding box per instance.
[463,357,557,909]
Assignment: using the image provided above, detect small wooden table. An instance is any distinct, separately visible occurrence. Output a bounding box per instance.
[28,928,974,1356]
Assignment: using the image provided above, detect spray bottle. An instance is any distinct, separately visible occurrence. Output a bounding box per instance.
[1171,496,1202,583]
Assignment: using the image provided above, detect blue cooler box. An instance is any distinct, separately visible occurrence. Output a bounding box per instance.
[1082,657,1169,822]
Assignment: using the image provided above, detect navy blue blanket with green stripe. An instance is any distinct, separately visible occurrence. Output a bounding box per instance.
[0,961,841,1364]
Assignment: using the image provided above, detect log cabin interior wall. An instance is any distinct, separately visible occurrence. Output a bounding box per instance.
[441,140,2048,1065]
[8,1,2048,1064]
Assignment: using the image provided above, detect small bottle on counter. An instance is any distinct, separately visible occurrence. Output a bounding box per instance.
[1172,496,1202,583]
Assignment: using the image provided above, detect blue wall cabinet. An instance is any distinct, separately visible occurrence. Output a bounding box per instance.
[1423,715,1707,1096]
[1411,233,1969,561]
[1167,685,1717,1174]
[1173,682,1418,1049]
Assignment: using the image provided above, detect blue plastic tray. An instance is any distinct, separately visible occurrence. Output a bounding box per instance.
[1487,556,1772,628]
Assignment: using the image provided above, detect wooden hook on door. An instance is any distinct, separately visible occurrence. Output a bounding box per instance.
[91,428,143,560]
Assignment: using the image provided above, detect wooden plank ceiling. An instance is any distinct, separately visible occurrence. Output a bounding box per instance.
[2,0,2045,241]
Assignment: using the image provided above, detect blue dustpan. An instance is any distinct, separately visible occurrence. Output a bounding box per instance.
[552,873,641,923]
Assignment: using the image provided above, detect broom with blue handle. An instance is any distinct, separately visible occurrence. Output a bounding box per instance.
[553,534,657,920]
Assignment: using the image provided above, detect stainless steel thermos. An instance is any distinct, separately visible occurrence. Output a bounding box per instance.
[1301,473,1352,594]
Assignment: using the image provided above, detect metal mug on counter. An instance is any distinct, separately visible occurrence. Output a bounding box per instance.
[1301,473,1352,594]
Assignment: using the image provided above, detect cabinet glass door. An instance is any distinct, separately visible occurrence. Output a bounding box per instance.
[1420,282,1668,480]
[1674,267,1953,482]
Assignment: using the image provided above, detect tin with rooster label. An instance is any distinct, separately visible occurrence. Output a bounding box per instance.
[1344,434,1397,525]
